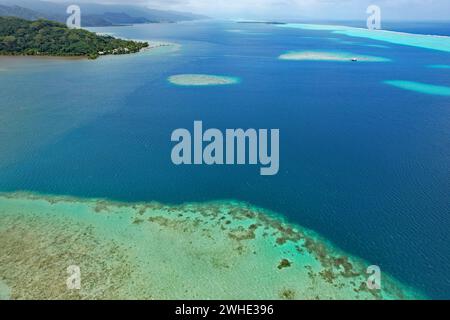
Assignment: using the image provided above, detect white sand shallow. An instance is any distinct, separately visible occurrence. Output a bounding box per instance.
[279,51,390,62]
[168,74,240,86]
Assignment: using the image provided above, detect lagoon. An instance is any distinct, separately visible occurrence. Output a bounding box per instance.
[0,20,449,299]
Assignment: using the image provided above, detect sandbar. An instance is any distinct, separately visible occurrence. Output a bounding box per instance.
[168,74,240,86]
[279,51,390,62]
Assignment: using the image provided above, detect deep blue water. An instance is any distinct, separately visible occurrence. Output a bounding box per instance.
[0,21,449,298]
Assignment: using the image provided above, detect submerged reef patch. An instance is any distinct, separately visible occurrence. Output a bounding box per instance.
[384,80,450,96]
[278,51,390,62]
[0,192,424,300]
[168,74,240,86]
[428,65,450,69]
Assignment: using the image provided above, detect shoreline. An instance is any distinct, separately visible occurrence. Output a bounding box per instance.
[0,191,425,300]
[0,40,173,61]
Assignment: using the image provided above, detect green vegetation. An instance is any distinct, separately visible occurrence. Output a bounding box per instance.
[0,16,149,59]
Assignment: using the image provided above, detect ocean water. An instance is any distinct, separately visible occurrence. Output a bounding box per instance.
[0,21,449,298]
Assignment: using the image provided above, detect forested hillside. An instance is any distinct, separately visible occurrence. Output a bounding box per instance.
[0,16,148,59]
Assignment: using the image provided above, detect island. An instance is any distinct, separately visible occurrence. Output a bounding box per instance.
[0,16,149,59]
[0,2,208,27]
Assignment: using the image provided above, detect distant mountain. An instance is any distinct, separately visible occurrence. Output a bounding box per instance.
[0,0,208,26]
[0,4,44,20]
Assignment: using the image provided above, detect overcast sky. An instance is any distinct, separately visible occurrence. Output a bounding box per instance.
[51,0,450,21]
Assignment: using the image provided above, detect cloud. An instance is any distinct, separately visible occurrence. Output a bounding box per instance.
[48,0,450,20]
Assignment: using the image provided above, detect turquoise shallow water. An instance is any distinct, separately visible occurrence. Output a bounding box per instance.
[428,64,450,69]
[385,80,450,96]
[279,23,450,52]
[0,192,423,299]
[0,21,449,298]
